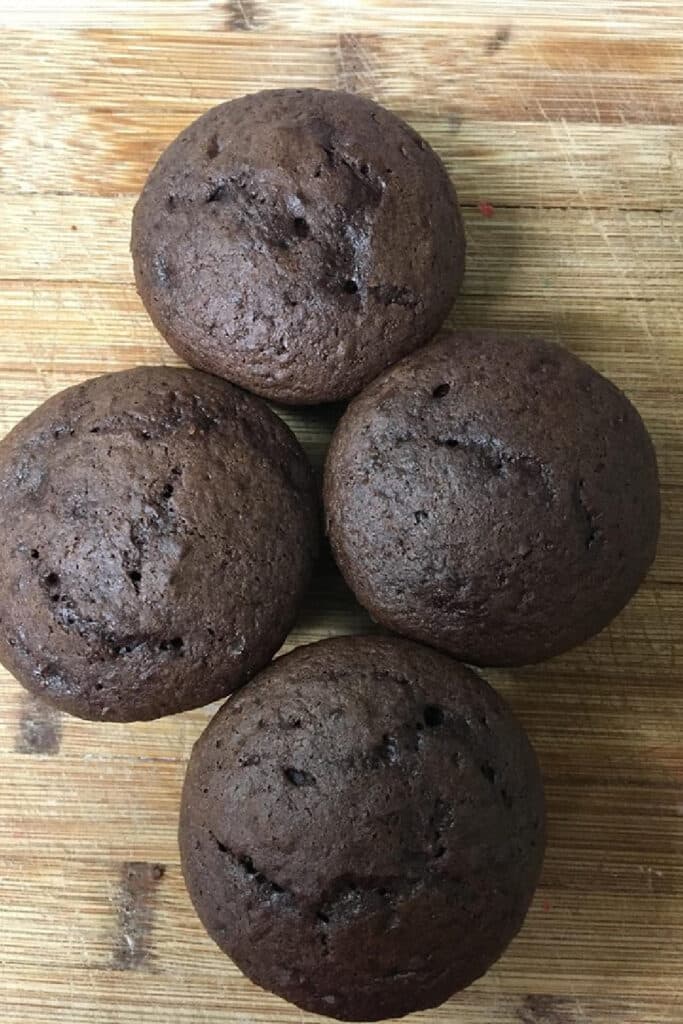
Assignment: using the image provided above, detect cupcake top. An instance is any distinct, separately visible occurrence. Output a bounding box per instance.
[0,366,318,721]
[179,635,545,1020]
[132,88,465,404]
[324,330,660,666]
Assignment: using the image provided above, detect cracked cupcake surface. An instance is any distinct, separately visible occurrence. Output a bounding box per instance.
[131,88,465,404]
[178,635,545,1021]
[0,366,318,721]
[324,330,660,666]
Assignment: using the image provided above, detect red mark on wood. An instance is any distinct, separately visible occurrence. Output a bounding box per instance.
[478,201,495,217]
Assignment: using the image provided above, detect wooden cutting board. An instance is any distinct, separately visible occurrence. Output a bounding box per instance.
[1,3,682,1022]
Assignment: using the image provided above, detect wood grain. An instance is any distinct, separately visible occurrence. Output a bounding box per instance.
[1,3,682,1024]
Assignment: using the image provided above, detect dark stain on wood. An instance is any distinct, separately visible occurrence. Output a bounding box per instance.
[15,693,62,755]
[487,25,512,53]
[336,33,376,95]
[226,0,258,31]
[518,995,578,1024]
[112,861,166,970]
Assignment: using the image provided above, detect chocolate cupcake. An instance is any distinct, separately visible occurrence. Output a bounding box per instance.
[179,635,545,1021]
[131,88,465,404]
[0,366,318,721]
[324,330,660,666]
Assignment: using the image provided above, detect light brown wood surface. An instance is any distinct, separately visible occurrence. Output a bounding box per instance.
[1,3,682,1023]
